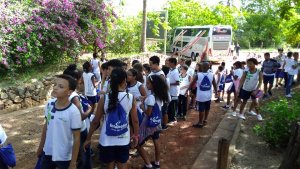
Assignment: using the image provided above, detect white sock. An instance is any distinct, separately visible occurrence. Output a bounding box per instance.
[155,161,160,165]
[146,164,152,168]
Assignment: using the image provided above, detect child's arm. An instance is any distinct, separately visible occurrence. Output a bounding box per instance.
[138,85,147,101]
[91,75,99,88]
[70,130,80,169]
[130,100,139,147]
[72,97,88,120]
[82,104,92,120]
[36,122,47,157]
[237,72,247,95]
[84,96,105,150]
[216,73,221,85]
[212,77,218,96]
[256,71,263,91]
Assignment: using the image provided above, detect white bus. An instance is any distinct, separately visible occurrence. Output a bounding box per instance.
[171,25,232,62]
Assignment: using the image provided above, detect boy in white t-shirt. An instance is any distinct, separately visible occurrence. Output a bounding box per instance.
[189,62,218,128]
[167,58,180,123]
[37,74,81,169]
[285,52,299,97]
[91,53,101,82]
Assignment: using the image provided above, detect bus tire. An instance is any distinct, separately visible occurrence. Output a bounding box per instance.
[191,53,196,61]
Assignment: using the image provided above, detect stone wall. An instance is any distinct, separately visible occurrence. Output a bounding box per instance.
[0,77,55,113]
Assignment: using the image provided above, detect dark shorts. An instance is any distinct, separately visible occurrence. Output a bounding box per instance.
[87,96,97,104]
[139,131,160,146]
[263,75,275,85]
[198,100,211,112]
[99,144,130,164]
[275,69,285,78]
[227,83,235,93]
[218,84,225,92]
[161,103,169,116]
[238,88,255,101]
[41,152,70,169]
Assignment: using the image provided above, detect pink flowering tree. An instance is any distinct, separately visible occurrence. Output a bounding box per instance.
[0,0,117,73]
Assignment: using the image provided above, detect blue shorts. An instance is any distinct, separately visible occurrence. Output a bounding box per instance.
[41,152,70,169]
[87,96,97,104]
[198,100,211,112]
[238,88,255,101]
[263,75,274,85]
[275,69,285,78]
[218,84,225,92]
[99,144,130,164]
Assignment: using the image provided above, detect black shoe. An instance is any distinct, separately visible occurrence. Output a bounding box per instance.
[142,165,155,169]
[151,161,160,169]
[221,105,230,110]
[162,125,169,130]
[192,123,204,128]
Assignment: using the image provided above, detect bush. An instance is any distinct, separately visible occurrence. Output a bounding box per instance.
[254,95,300,148]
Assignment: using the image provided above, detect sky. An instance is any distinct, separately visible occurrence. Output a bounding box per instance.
[109,0,241,16]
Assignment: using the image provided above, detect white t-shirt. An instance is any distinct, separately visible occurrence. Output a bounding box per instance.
[83,72,97,96]
[43,99,82,161]
[149,70,165,77]
[234,69,244,79]
[179,74,190,95]
[69,92,87,132]
[127,81,143,111]
[284,57,295,73]
[196,72,214,102]
[99,92,133,146]
[144,94,162,111]
[288,60,299,75]
[187,67,195,77]
[91,58,100,73]
[275,54,286,69]
[242,69,260,91]
[167,68,180,97]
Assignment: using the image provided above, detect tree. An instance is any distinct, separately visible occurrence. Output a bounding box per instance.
[140,0,147,52]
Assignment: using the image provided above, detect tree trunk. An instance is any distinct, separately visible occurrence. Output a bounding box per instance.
[279,122,300,169]
[140,0,147,52]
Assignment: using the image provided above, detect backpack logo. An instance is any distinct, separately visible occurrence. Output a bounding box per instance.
[147,103,161,127]
[106,96,128,136]
[199,74,212,91]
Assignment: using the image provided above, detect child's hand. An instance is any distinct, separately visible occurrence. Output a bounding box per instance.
[69,162,77,169]
[83,139,91,152]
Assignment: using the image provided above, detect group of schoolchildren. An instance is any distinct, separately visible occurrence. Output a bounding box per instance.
[36,48,299,169]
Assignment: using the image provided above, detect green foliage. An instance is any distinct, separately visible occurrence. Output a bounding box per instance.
[107,17,142,54]
[254,95,300,148]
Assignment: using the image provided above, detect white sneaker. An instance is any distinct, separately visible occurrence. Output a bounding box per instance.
[238,114,246,120]
[285,94,292,98]
[231,111,237,117]
[248,111,257,116]
[257,114,263,121]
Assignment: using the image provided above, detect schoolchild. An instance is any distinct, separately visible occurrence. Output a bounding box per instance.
[91,53,101,82]
[84,68,139,169]
[178,65,191,120]
[37,74,81,169]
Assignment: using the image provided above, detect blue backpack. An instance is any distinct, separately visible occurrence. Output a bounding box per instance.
[79,95,91,112]
[106,94,129,136]
[220,74,225,84]
[0,144,16,168]
[147,102,161,127]
[225,74,233,83]
[199,74,212,91]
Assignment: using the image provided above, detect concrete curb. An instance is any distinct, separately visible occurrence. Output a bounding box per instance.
[191,113,241,169]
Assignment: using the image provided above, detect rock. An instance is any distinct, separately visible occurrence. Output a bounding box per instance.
[22,98,33,108]
[31,78,38,83]
[0,100,4,110]
[35,81,44,89]
[17,87,26,96]
[0,92,8,99]
[32,95,40,102]
[27,84,36,91]
[43,80,52,86]
[13,96,23,103]
[8,92,16,100]
[4,100,13,107]
[34,89,41,96]
[39,89,48,99]
[25,91,32,98]
[6,104,21,112]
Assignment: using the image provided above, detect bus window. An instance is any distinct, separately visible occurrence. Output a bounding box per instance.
[175,29,182,36]
[184,29,192,36]
[191,28,200,36]
[199,28,210,37]
[212,27,231,35]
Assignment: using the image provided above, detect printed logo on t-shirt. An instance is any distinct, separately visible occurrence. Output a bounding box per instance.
[199,74,212,91]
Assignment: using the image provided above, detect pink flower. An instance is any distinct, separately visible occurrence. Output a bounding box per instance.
[96,38,105,49]
[110,39,115,44]
[16,60,21,65]
[26,26,32,33]
[27,58,32,65]
[100,3,106,10]
[17,46,23,52]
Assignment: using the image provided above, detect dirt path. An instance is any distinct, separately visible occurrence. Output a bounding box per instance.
[0,100,226,169]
